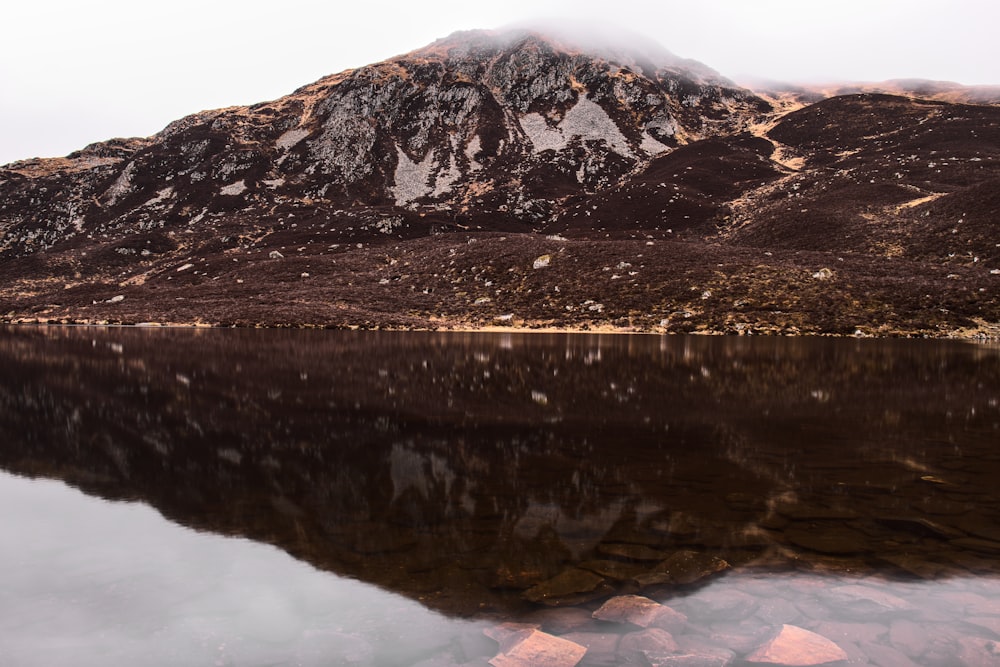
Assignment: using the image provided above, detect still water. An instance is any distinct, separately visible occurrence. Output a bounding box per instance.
[0,326,999,666]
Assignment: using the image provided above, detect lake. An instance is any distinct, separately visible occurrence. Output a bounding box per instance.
[1,326,999,666]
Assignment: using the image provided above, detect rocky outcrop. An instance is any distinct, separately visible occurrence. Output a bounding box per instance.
[0,28,765,259]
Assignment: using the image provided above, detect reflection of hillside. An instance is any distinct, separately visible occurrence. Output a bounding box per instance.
[0,326,999,616]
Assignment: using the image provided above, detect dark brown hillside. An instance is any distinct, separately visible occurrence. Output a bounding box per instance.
[726,95,1000,272]
[551,136,783,237]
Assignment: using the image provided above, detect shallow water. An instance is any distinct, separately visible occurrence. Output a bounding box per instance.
[0,326,999,665]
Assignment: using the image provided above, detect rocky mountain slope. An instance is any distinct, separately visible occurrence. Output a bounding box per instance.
[0,28,998,336]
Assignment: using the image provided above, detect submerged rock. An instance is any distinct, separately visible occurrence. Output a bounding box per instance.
[592,595,688,632]
[745,624,848,666]
[618,627,680,661]
[487,628,587,667]
[822,584,916,617]
[484,622,541,645]
[523,607,596,634]
[957,635,1000,666]
[677,590,759,623]
[523,568,609,606]
[558,631,620,666]
[646,647,736,667]
[635,550,730,587]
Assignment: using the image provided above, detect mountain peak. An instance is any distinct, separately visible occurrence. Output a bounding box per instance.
[407,24,728,85]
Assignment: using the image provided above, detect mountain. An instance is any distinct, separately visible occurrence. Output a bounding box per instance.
[0,28,998,336]
[747,77,1000,107]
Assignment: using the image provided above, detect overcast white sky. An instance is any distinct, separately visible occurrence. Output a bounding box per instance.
[2,0,997,165]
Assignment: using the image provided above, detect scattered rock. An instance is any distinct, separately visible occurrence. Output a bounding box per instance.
[811,268,833,280]
[822,584,916,617]
[523,568,608,606]
[957,635,1000,666]
[753,596,803,626]
[707,622,773,654]
[809,620,887,646]
[745,624,848,666]
[592,595,688,632]
[523,608,596,635]
[269,250,284,259]
[559,632,620,666]
[965,616,1000,637]
[677,590,759,622]
[484,622,540,645]
[654,636,736,666]
[106,295,125,303]
[618,628,680,660]
[635,550,730,587]
[487,629,587,667]
[645,651,734,667]
[859,640,921,667]
[533,255,551,269]
[888,619,928,657]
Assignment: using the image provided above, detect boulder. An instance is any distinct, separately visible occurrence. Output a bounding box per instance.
[957,636,1000,666]
[523,607,596,634]
[636,550,730,587]
[677,589,759,622]
[745,625,848,666]
[645,648,736,667]
[559,632,620,666]
[523,568,608,606]
[487,629,587,667]
[822,584,916,617]
[593,595,688,633]
[858,641,921,667]
[619,628,680,658]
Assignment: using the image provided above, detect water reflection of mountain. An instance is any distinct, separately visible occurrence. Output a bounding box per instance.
[1,326,999,616]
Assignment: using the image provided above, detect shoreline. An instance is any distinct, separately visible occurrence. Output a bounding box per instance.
[2,317,997,341]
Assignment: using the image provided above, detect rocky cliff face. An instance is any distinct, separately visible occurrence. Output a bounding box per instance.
[0,28,998,336]
[0,29,765,255]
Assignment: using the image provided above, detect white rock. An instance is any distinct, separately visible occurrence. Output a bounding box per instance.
[533,254,552,269]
